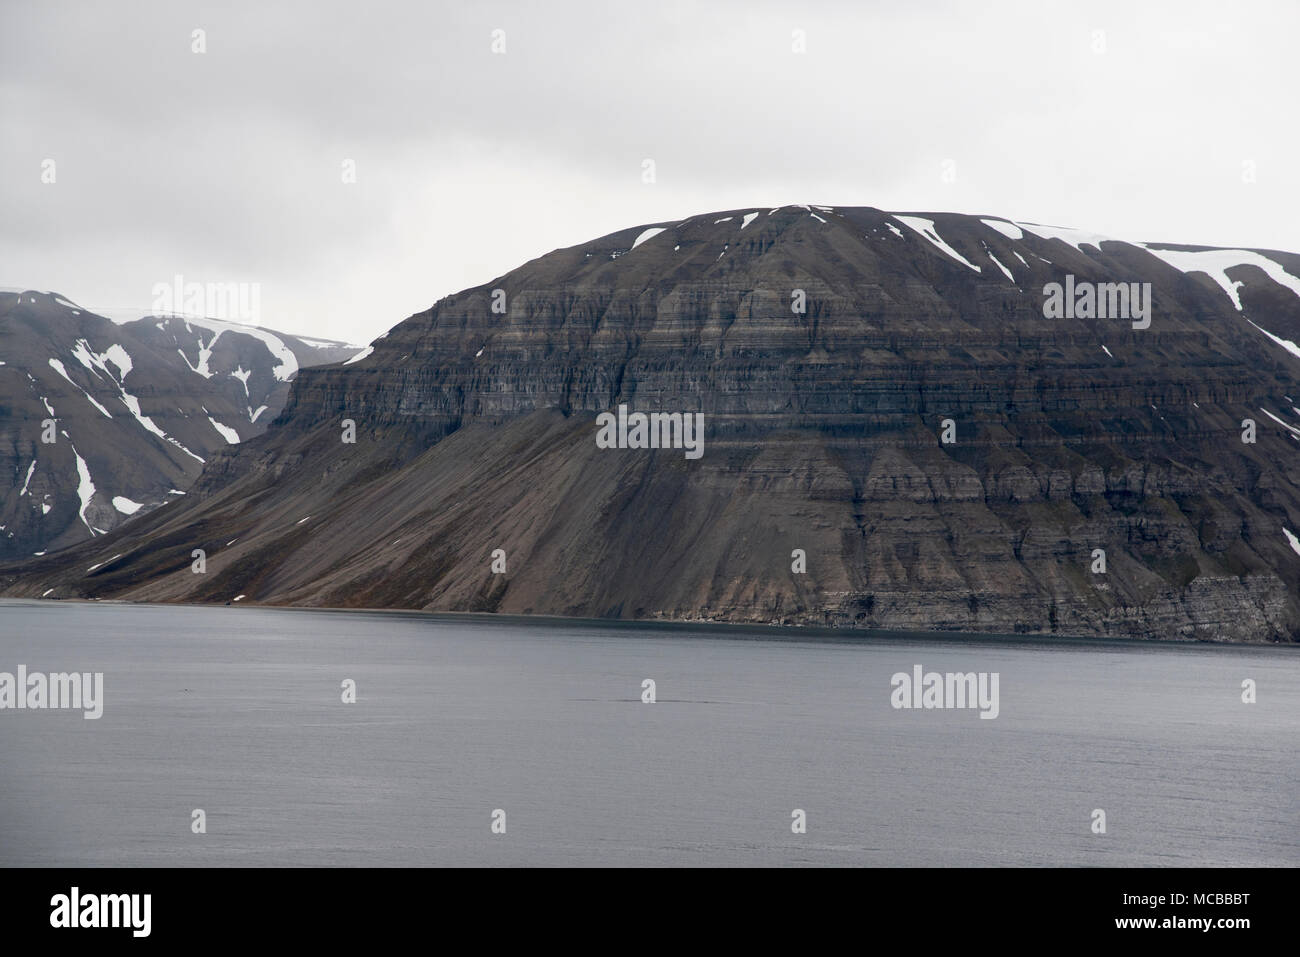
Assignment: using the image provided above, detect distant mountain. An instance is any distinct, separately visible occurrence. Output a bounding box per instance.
[6,207,1300,641]
[0,290,360,558]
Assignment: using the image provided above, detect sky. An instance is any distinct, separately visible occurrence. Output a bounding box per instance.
[2,0,1297,346]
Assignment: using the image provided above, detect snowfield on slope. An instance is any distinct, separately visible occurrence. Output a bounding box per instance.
[894,216,982,273]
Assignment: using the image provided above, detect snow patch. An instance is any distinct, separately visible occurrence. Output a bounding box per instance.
[110,384,205,462]
[114,389,205,463]
[207,416,240,444]
[48,358,113,418]
[115,392,160,436]
[1017,222,1116,252]
[894,216,982,273]
[981,219,1024,240]
[70,339,107,379]
[343,345,374,365]
[47,357,75,386]
[1260,407,1300,438]
[741,212,760,230]
[71,446,97,535]
[631,227,667,249]
[1245,320,1300,360]
[1102,345,1114,358]
[82,392,113,419]
[102,343,132,379]
[1285,527,1300,557]
[180,330,221,378]
[986,251,1015,282]
[112,496,144,515]
[1140,246,1300,311]
[181,316,298,382]
[249,404,268,423]
[19,460,35,496]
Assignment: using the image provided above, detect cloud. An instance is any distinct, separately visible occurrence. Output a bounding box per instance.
[1,0,1296,344]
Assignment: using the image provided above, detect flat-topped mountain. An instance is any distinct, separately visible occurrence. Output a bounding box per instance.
[0,290,359,558]
[6,207,1300,640]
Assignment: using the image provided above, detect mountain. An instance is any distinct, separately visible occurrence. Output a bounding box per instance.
[5,207,1300,641]
[0,290,360,558]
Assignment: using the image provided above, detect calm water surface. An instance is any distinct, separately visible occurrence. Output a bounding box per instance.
[1,600,1296,866]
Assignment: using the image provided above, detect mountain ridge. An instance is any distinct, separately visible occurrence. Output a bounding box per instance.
[0,290,361,557]
[6,205,1300,641]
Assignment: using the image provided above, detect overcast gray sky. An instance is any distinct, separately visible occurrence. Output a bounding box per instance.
[2,0,1296,345]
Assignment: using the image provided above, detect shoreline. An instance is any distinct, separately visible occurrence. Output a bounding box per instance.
[4,596,1296,653]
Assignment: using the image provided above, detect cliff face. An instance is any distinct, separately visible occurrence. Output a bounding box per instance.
[6,207,1300,641]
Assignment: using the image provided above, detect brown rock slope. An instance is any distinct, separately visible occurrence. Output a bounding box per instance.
[5,207,1300,641]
